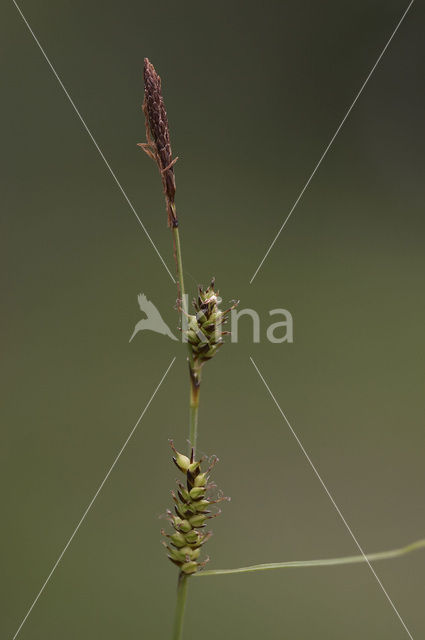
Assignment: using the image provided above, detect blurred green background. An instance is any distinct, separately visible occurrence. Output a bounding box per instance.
[2,0,424,638]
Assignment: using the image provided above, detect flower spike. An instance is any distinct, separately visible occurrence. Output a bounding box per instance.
[164,442,228,575]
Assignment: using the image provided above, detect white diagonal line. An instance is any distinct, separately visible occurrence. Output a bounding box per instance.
[11,357,175,640]
[250,0,414,284]
[250,356,415,639]
[12,0,175,284]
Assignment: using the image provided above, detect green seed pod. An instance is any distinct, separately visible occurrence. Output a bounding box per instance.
[189,513,207,527]
[184,530,201,544]
[179,546,200,561]
[174,453,190,472]
[167,546,187,563]
[193,499,210,513]
[170,441,191,473]
[174,503,189,518]
[186,330,198,345]
[177,519,192,533]
[170,532,187,548]
[205,312,217,324]
[181,561,198,575]
[189,486,205,500]
[194,472,207,487]
[190,548,201,560]
[196,309,208,324]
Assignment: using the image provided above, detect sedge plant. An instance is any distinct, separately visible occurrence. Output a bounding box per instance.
[139,58,425,640]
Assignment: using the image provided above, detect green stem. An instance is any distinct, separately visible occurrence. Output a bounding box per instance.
[172,225,187,315]
[172,223,201,454]
[173,574,189,640]
[189,374,201,454]
[193,538,425,577]
[172,224,194,370]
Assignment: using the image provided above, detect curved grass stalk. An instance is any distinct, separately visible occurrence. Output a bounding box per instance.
[193,538,425,577]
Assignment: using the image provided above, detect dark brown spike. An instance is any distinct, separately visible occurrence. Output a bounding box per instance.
[177,490,187,504]
[142,58,177,226]
[172,457,181,471]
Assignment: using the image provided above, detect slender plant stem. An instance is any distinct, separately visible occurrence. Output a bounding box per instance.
[173,574,189,640]
[172,223,202,455]
[170,221,199,639]
[193,538,425,577]
[172,224,195,370]
[172,224,187,315]
[189,375,201,454]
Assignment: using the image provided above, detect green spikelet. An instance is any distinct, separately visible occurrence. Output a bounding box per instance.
[164,441,229,575]
[185,278,238,365]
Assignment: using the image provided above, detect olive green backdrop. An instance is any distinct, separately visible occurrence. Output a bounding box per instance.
[2,1,424,638]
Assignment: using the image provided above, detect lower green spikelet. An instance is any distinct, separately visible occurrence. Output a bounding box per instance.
[162,441,229,575]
